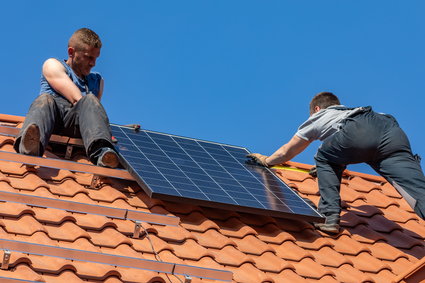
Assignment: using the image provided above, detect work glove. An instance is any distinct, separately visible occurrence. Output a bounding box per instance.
[247,153,269,167]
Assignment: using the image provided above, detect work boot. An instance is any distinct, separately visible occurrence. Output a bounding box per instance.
[314,214,340,234]
[19,124,40,156]
[97,147,119,168]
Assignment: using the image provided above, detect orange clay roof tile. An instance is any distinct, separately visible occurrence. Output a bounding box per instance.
[313,246,353,268]
[253,251,295,273]
[232,234,275,255]
[290,257,335,279]
[272,240,314,261]
[255,223,297,244]
[192,228,236,249]
[331,263,374,283]
[0,115,424,282]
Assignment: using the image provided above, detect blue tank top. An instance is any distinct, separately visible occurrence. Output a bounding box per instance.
[39,59,102,98]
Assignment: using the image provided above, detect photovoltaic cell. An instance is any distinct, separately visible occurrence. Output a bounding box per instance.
[111,125,324,222]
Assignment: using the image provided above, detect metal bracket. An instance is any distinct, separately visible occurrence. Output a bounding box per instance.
[65,145,73,160]
[133,221,143,238]
[184,275,192,283]
[2,250,10,270]
[90,175,101,189]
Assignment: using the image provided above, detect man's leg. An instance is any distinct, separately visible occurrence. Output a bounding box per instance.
[64,94,118,167]
[369,125,425,219]
[14,94,59,156]
[313,111,381,233]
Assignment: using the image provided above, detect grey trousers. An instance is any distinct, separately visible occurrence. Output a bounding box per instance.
[14,93,114,164]
[315,107,425,219]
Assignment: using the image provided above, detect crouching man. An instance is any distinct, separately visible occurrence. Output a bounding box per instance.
[14,28,119,168]
[248,92,425,233]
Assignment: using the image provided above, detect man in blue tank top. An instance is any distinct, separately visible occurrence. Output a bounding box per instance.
[247,92,425,234]
[14,28,119,168]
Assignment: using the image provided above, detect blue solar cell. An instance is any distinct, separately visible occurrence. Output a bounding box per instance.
[111,125,324,222]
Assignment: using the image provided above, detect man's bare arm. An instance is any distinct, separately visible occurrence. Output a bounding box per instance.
[42,59,83,104]
[265,135,312,166]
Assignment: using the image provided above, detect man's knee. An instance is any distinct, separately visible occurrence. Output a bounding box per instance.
[79,93,100,105]
[31,93,56,109]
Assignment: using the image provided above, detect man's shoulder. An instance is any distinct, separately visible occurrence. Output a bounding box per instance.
[42,58,66,72]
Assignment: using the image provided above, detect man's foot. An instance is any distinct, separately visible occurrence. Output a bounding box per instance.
[314,214,340,234]
[97,147,119,168]
[20,124,40,156]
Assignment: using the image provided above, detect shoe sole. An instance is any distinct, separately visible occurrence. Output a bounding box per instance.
[100,151,119,168]
[314,223,340,234]
[21,124,40,155]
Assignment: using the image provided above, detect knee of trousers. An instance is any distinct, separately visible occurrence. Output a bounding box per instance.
[32,93,56,109]
[79,93,100,105]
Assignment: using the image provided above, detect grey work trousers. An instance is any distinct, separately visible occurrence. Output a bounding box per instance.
[315,107,425,219]
[14,93,114,164]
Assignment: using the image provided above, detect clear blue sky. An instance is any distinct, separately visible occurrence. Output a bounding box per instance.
[1,1,424,175]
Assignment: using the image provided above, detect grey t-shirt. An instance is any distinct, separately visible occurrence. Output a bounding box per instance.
[296,105,364,141]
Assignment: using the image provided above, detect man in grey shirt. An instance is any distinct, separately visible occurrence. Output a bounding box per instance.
[248,92,425,234]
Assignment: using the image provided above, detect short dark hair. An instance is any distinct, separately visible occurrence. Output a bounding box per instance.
[68,28,102,50]
[309,92,340,115]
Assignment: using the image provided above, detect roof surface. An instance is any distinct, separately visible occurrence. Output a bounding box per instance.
[0,114,423,283]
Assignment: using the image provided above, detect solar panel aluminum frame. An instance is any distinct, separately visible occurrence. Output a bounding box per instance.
[111,125,324,223]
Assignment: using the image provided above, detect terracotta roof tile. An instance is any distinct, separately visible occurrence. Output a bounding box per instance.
[192,228,236,249]
[313,246,353,268]
[329,235,370,256]
[229,263,270,283]
[253,251,294,273]
[365,189,400,208]
[44,220,91,242]
[88,227,133,248]
[267,269,308,283]
[216,217,257,238]
[383,204,417,223]
[49,179,88,197]
[255,223,297,244]
[385,229,425,250]
[169,239,211,260]
[331,263,374,283]
[290,257,335,279]
[380,182,403,199]
[348,176,382,193]
[369,269,398,283]
[232,234,275,255]
[273,240,314,261]
[346,251,392,273]
[340,184,366,203]
[179,211,220,232]
[368,241,409,261]
[2,214,46,236]
[347,224,387,244]
[132,233,172,254]
[210,245,255,266]
[0,263,45,281]
[389,257,418,275]
[293,178,319,195]
[88,184,128,203]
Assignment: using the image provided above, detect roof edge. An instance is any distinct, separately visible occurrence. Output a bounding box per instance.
[392,257,425,283]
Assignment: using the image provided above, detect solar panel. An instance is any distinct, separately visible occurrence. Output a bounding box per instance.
[111,125,324,222]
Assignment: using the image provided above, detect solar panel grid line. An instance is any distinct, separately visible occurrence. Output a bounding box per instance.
[181,139,270,209]
[161,134,239,204]
[113,127,180,197]
[143,131,215,201]
[111,125,324,222]
[218,146,293,211]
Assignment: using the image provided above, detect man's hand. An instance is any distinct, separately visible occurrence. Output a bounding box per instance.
[247,153,269,167]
